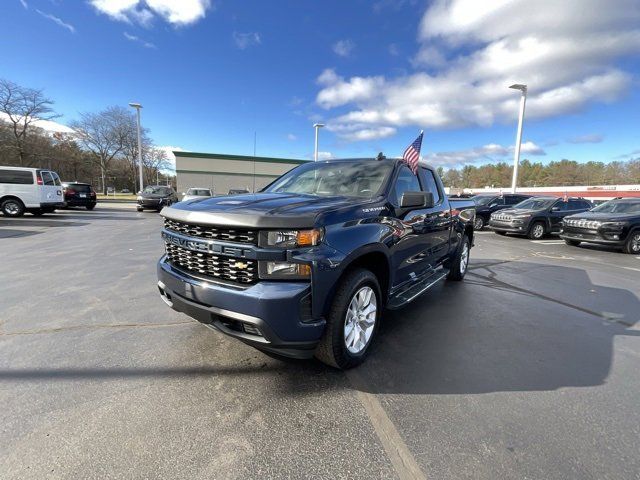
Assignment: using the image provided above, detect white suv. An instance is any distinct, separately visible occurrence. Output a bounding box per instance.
[0,166,65,217]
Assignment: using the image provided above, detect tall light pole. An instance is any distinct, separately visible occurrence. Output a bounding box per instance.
[509,84,527,194]
[313,123,325,162]
[129,102,144,192]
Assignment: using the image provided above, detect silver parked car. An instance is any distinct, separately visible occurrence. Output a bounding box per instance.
[181,188,213,202]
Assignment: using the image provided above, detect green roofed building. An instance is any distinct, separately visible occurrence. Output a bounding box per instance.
[174,151,307,196]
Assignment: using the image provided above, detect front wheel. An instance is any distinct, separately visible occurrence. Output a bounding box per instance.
[528,222,545,240]
[447,235,470,281]
[564,239,581,247]
[623,231,640,254]
[495,231,507,236]
[315,268,381,369]
[474,216,485,230]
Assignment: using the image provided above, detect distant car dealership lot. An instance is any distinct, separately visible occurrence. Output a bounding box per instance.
[1,206,639,479]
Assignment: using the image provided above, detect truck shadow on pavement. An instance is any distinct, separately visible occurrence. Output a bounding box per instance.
[357,259,640,395]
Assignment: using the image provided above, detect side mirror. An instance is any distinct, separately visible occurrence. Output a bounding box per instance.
[400,191,434,209]
[551,206,560,212]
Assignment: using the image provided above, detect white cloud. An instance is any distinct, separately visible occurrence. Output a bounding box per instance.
[567,133,604,144]
[333,39,355,57]
[316,152,334,160]
[286,133,297,141]
[89,0,210,26]
[388,43,400,56]
[19,0,28,9]
[0,112,75,135]
[123,31,156,48]
[233,31,261,50]
[316,0,640,141]
[423,141,546,167]
[36,9,75,33]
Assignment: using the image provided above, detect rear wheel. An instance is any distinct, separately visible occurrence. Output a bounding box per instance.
[1,198,25,217]
[315,268,381,369]
[474,216,485,230]
[86,204,95,211]
[31,209,45,216]
[564,239,581,247]
[136,207,143,212]
[447,235,470,281]
[623,231,640,254]
[528,221,545,240]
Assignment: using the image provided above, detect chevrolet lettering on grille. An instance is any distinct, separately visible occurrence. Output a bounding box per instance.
[161,230,212,253]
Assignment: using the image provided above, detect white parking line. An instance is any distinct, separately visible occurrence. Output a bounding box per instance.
[529,240,566,245]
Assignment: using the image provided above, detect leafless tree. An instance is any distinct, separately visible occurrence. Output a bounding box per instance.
[143,147,172,185]
[70,106,134,194]
[0,78,59,165]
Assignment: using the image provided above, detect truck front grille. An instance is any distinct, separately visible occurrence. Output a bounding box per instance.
[164,218,258,244]
[165,242,258,284]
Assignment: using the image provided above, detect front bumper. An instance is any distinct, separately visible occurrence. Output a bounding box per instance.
[138,199,163,208]
[157,256,325,358]
[560,227,626,246]
[489,219,531,234]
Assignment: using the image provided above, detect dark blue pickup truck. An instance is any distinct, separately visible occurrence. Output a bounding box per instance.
[157,158,475,368]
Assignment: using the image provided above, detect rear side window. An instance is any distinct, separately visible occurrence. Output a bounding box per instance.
[391,166,421,205]
[41,171,55,186]
[0,169,34,184]
[419,168,441,204]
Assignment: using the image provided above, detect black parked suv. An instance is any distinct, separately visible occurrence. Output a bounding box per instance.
[561,198,640,254]
[489,196,592,239]
[62,182,97,210]
[137,185,178,212]
[472,193,531,230]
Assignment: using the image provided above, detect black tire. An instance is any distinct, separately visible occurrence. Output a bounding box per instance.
[136,207,144,212]
[315,268,381,369]
[495,231,507,236]
[528,221,545,240]
[447,235,470,281]
[564,239,581,247]
[474,216,484,230]
[31,209,45,216]
[623,231,640,254]
[86,205,95,211]
[1,198,25,217]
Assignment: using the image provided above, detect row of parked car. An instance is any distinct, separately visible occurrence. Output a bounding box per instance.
[471,193,640,254]
[0,166,97,217]
[136,186,249,211]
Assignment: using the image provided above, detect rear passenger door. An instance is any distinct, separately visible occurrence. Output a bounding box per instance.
[418,167,452,265]
[38,170,62,205]
[548,199,570,232]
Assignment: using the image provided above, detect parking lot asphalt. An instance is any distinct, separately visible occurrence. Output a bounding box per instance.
[1,205,639,480]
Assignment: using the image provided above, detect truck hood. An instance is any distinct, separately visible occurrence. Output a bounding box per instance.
[163,193,373,229]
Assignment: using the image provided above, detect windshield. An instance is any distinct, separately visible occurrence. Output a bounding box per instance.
[143,186,170,195]
[513,198,556,210]
[473,195,496,206]
[264,160,394,198]
[591,200,640,214]
[187,189,211,196]
[66,184,91,192]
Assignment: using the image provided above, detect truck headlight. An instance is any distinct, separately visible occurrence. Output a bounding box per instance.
[259,261,311,279]
[264,229,323,248]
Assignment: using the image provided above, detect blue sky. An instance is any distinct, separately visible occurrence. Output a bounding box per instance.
[2,0,639,169]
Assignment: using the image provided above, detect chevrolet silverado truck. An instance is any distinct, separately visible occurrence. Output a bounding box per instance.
[157,158,475,368]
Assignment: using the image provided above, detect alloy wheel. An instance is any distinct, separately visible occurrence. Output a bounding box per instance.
[344,286,377,354]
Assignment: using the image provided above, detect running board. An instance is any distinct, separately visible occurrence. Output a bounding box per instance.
[387,269,449,309]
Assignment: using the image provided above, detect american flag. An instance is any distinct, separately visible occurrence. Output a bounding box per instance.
[402,131,423,174]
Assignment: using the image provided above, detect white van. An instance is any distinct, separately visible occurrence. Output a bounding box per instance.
[0,166,65,217]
